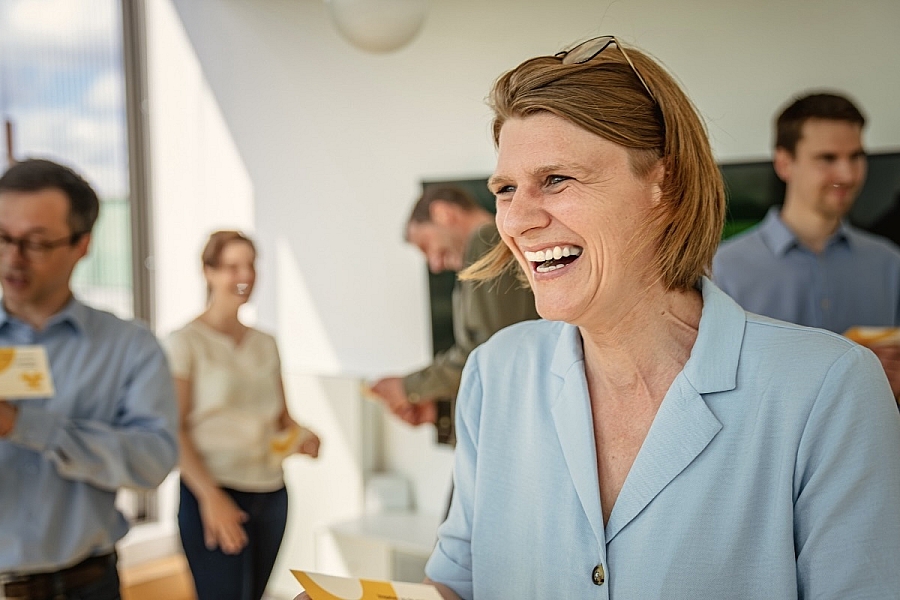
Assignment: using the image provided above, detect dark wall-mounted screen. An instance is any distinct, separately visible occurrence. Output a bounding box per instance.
[720,150,900,239]
[422,153,900,353]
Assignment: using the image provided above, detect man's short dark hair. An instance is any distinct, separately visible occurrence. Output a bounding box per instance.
[407,185,479,225]
[0,158,101,235]
[775,92,866,154]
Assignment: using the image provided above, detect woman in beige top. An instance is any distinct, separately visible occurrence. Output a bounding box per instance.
[166,230,320,600]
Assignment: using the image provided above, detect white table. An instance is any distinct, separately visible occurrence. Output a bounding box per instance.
[317,511,442,582]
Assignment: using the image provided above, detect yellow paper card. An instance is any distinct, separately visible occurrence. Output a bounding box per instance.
[270,424,302,455]
[0,345,55,399]
[291,570,443,600]
[843,326,900,348]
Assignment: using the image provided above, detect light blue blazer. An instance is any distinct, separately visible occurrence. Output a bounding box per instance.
[426,278,900,599]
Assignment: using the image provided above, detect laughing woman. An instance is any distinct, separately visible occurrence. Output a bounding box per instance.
[166,230,320,600]
[423,38,900,599]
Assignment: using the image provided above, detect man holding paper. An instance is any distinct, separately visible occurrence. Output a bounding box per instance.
[0,158,178,599]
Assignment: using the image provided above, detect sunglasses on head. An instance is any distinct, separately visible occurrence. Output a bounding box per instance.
[556,35,656,103]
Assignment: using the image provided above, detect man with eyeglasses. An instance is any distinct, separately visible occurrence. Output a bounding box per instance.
[713,92,900,401]
[0,158,178,599]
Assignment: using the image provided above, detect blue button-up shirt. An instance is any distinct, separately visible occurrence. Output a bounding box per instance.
[712,207,900,332]
[0,298,178,573]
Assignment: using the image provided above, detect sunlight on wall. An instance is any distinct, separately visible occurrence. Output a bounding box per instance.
[275,236,343,374]
[269,372,382,598]
[120,0,261,572]
[147,0,256,337]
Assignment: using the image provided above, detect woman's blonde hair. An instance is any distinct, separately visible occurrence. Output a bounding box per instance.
[462,39,725,292]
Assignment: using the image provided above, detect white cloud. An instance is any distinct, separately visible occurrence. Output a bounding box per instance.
[85,70,124,112]
[12,108,127,197]
[0,0,127,198]
[1,0,118,50]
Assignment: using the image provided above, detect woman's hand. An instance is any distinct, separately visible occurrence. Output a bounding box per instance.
[424,579,462,599]
[297,428,321,458]
[199,488,249,554]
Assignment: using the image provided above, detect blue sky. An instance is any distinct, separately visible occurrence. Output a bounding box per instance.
[0,0,127,198]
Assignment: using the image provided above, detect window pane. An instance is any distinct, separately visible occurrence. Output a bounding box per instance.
[0,0,149,523]
[0,0,133,318]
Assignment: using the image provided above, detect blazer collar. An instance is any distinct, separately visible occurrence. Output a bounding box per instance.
[547,278,744,545]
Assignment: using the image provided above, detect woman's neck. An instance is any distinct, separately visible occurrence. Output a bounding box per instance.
[197,303,246,342]
[579,284,702,405]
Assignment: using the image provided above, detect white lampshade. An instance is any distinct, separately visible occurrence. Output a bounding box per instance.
[325,0,430,54]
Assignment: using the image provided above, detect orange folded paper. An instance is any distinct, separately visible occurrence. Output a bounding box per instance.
[842,326,900,348]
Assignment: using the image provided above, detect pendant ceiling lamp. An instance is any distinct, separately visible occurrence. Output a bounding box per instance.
[325,0,430,53]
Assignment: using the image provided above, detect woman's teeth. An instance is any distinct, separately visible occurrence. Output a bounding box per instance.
[523,245,582,262]
[523,245,583,273]
[236,283,249,295]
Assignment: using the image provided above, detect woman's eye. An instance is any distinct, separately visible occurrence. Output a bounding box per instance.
[547,175,569,186]
[494,185,515,196]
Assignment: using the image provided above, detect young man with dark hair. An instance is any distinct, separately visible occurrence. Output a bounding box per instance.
[714,92,900,399]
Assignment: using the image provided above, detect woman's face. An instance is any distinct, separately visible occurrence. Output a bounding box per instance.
[205,240,256,305]
[489,113,663,328]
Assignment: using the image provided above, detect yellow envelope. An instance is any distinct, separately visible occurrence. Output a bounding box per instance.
[0,345,55,399]
[291,570,442,600]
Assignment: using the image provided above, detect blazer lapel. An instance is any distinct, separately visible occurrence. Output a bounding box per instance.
[546,279,745,546]
[605,376,722,542]
[551,369,605,545]
[549,325,606,545]
[605,278,743,542]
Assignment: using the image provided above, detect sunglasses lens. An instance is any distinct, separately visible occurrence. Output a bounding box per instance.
[560,35,655,102]
[562,36,614,65]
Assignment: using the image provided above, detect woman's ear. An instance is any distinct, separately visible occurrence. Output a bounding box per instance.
[649,160,666,204]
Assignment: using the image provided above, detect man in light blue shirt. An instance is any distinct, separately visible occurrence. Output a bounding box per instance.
[713,92,900,398]
[0,159,178,599]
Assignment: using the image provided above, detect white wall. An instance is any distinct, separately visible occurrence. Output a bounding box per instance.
[145,0,900,596]
[153,0,900,371]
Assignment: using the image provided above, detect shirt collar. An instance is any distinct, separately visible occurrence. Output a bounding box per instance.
[758,206,852,256]
[0,296,88,335]
[552,277,743,396]
[681,277,743,394]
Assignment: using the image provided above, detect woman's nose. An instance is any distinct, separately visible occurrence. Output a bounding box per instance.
[498,188,549,237]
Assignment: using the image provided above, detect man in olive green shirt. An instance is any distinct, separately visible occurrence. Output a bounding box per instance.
[370,185,538,445]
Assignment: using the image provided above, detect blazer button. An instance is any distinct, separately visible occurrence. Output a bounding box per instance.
[592,564,605,585]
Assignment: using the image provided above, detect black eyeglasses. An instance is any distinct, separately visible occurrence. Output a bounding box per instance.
[556,35,656,103]
[0,232,84,261]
